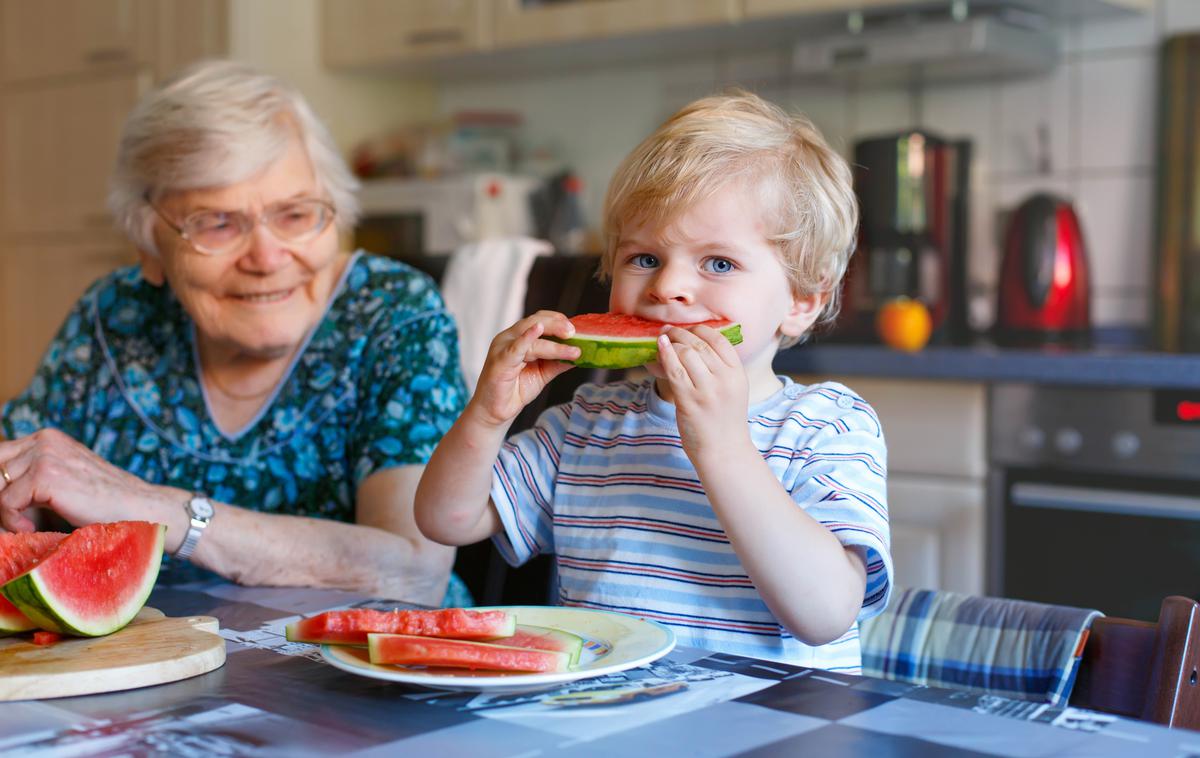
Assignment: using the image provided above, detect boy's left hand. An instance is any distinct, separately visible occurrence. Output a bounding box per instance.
[656,325,748,460]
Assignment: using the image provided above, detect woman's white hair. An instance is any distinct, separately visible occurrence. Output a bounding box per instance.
[109,59,360,254]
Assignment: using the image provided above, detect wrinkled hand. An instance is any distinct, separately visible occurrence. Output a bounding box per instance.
[0,428,181,534]
[470,311,581,428]
[657,325,749,460]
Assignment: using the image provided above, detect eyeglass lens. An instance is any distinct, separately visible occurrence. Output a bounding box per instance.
[184,199,333,254]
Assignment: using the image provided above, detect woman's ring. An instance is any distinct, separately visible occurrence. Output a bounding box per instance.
[0,462,10,486]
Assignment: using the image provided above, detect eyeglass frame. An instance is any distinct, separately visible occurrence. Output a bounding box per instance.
[145,194,337,256]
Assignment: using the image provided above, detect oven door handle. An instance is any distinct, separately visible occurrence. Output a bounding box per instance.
[1011,483,1200,521]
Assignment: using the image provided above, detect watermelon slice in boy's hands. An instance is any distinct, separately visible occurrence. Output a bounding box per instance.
[553,313,743,369]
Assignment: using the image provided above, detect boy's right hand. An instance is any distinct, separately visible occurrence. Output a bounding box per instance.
[469,311,581,428]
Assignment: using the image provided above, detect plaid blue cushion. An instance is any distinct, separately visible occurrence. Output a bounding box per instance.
[860,588,1102,706]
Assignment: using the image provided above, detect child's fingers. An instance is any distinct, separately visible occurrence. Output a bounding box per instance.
[690,325,740,367]
[527,309,576,339]
[664,326,724,373]
[527,338,581,363]
[656,334,696,392]
[503,322,546,363]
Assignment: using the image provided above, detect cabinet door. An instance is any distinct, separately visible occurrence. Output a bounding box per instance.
[2,73,149,236]
[1,0,153,82]
[492,0,739,47]
[152,0,230,81]
[0,241,135,401]
[888,474,985,595]
[322,0,491,68]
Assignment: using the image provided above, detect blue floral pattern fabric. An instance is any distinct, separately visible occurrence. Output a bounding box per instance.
[1,251,472,606]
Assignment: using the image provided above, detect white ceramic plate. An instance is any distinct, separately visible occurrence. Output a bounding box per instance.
[321,605,676,693]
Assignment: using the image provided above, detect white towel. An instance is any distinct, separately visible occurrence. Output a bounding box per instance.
[441,236,553,392]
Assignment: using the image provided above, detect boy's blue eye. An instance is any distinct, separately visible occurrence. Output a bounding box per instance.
[631,253,659,268]
[703,257,735,274]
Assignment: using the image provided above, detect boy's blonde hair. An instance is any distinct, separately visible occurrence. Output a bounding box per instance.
[600,90,858,347]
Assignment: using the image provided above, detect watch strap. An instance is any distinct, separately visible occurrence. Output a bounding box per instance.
[174,494,212,561]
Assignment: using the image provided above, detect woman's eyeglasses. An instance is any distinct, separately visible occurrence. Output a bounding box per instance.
[148,198,336,256]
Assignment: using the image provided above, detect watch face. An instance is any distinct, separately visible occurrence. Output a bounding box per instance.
[190,497,215,520]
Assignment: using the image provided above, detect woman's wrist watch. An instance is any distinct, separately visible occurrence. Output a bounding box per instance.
[174,493,214,561]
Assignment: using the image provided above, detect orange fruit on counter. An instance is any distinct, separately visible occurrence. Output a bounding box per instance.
[876,298,932,352]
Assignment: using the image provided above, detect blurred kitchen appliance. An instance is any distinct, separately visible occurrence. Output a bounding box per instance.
[989,384,1200,621]
[994,193,1090,347]
[792,10,1059,85]
[354,173,539,262]
[835,130,971,343]
[1155,33,1200,352]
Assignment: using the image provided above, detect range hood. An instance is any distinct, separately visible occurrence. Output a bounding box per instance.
[792,13,1059,84]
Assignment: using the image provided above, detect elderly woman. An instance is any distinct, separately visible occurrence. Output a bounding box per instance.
[0,60,470,607]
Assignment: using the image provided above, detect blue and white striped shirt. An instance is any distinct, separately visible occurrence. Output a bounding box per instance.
[490,376,892,671]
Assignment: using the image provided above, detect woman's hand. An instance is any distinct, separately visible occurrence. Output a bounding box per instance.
[0,428,184,535]
[469,311,580,429]
[656,325,750,462]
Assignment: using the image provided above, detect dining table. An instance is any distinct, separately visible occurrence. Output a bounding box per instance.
[1,580,1195,757]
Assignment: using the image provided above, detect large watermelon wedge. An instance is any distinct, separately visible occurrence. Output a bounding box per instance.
[0,531,68,635]
[553,313,743,369]
[285,607,516,645]
[0,521,165,637]
[368,633,572,673]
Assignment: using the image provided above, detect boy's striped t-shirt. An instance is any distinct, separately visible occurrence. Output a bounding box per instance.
[489,376,892,671]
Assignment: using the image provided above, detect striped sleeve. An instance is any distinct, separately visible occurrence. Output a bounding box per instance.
[783,387,892,622]
[490,401,571,567]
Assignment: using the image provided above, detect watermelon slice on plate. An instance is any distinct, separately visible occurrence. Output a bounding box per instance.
[0,531,68,635]
[489,623,584,667]
[553,313,743,369]
[367,633,572,673]
[285,607,516,645]
[1,521,165,637]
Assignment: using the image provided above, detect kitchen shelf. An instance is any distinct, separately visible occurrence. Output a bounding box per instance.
[776,343,1200,389]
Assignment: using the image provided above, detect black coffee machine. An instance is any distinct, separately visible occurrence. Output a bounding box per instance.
[833,130,971,344]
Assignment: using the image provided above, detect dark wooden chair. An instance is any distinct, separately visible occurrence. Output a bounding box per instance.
[1072,595,1200,729]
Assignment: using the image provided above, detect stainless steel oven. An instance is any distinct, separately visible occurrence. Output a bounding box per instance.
[987,384,1200,621]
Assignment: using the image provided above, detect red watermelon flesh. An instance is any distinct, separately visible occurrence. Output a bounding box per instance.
[0,531,68,634]
[555,313,743,369]
[368,633,571,673]
[285,607,516,645]
[1,521,165,637]
[489,624,584,667]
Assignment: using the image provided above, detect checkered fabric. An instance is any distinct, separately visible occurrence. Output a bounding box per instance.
[860,588,1102,706]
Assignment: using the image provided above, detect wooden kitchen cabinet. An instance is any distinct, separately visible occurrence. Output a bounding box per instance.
[0,240,135,399]
[491,0,739,48]
[1,0,153,83]
[2,73,150,236]
[322,0,493,69]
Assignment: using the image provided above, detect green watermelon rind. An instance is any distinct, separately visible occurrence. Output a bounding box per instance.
[554,322,744,369]
[499,624,584,667]
[0,597,37,636]
[0,524,165,637]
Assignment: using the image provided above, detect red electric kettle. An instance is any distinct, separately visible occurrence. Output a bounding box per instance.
[994,193,1091,347]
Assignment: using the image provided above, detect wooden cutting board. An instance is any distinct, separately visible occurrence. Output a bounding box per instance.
[0,607,225,701]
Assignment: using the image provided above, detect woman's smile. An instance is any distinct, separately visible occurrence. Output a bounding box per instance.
[229,287,296,305]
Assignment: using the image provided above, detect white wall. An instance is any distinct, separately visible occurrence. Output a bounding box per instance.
[228,0,435,154]
[436,0,1200,332]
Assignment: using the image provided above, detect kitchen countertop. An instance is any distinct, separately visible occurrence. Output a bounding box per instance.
[775,341,1200,389]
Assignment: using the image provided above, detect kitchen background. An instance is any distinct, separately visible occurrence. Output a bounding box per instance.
[2,0,1199,619]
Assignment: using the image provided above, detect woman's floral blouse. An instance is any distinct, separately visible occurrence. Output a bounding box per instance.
[1,252,472,605]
